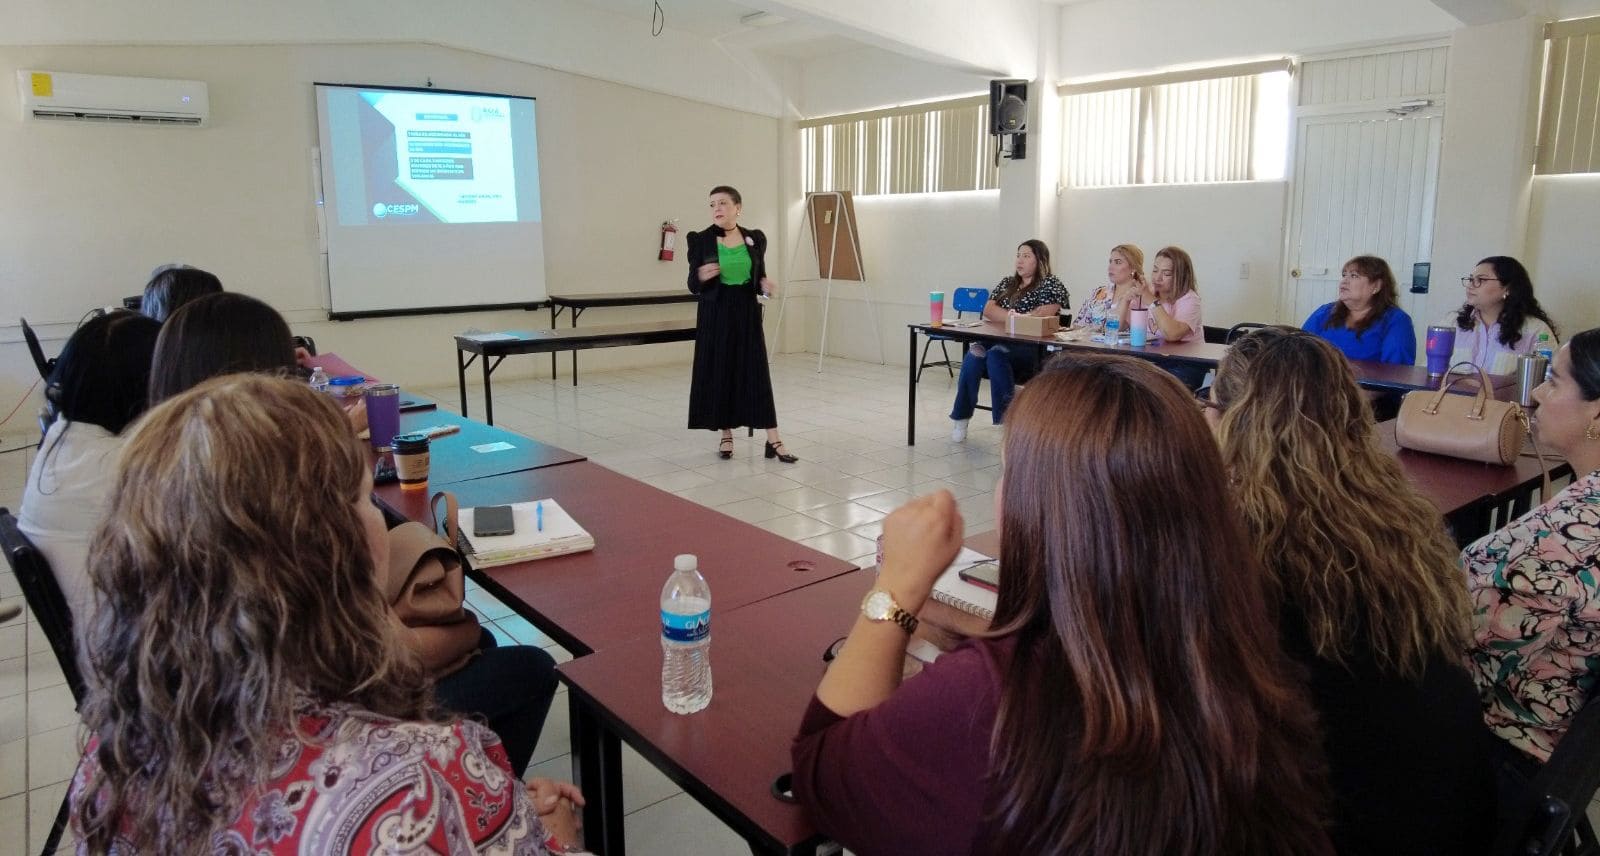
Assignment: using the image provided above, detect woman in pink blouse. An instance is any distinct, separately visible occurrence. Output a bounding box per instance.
[793,354,1331,856]
[1139,246,1203,343]
[1442,256,1559,375]
[1464,327,1600,763]
[70,375,586,855]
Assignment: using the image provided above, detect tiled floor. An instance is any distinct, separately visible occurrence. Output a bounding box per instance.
[0,352,1003,855]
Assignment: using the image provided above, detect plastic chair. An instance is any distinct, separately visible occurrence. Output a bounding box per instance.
[1492,696,1600,856]
[0,509,82,855]
[918,287,990,381]
[1202,325,1230,344]
[20,318,54,382]
[1225,322,1271,344]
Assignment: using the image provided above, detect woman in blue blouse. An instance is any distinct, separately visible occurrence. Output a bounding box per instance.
[1302,255,1416,365]
[950,239,1068,441]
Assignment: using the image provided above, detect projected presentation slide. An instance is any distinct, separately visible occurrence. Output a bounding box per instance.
[322,86,542,226]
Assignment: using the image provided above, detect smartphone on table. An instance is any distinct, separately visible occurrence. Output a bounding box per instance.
[473,505,516,538]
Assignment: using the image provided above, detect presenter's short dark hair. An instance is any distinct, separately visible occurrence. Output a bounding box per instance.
[148,293,297,405]
[141,265,223,323]
[709,185,742,205]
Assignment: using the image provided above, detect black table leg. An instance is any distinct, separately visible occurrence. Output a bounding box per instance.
[907,328,918,446]
[457,347,469,417]
[550,305,560,380]
[571,307,582,387]
[571,695,626,855]
[482,352,495,426]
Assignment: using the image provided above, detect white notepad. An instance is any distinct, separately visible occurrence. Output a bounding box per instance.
[457,499,595,568]
[930,547,998,620]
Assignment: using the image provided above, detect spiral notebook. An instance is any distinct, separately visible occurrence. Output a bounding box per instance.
[930,548,998,620]
[456,499,594,568]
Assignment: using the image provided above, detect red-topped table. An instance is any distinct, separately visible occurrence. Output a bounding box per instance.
[558,570,874,855]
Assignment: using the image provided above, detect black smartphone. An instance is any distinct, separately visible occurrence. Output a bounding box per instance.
[957,561,1000,592]
[373,453,398,486]
[473,504,516,537]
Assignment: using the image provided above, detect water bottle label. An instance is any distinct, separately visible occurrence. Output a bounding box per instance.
[661,610,710,642]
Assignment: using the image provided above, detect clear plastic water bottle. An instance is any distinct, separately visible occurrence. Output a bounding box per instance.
[1106,318,1121,342]
[1536,333,1555,380]
[308,366,330,394]
[661,554,712,714]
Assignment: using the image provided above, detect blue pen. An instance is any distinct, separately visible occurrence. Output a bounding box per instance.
[535,501,544,532]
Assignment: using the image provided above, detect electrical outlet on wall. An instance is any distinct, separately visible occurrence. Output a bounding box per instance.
[1239,262,1250,280]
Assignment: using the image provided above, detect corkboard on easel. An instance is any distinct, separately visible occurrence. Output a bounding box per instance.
[807,191,864,281]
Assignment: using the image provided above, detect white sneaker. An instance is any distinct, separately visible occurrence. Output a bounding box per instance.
[950,419,969,442]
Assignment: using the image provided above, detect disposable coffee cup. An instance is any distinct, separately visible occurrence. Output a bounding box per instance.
[393,432,431,491]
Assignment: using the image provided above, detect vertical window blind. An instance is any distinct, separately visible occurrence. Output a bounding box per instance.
[1537,16,1600,175]
[799,96,1000,196]
[1059,60,1291,187]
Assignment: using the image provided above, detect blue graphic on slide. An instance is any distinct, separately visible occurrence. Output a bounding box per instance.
[356,91,523,224]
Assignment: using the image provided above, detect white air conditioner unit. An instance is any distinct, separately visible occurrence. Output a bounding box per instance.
[16,70,208,126]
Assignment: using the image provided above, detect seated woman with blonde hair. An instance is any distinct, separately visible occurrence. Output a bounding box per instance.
[70,375,586,854]
[795,354,1331,855]
[1207,326,1495,854]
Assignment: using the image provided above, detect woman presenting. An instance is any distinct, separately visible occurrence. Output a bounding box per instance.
[685,185,796,463]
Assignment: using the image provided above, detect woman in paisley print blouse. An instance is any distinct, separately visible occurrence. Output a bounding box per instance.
[1464,326,1600,763]
[70,374,587,854]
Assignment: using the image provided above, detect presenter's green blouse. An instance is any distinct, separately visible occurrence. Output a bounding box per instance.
[717,241,754,286]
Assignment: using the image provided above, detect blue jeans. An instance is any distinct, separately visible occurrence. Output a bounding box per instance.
[950,344,1033,424]
[435,629,558,777]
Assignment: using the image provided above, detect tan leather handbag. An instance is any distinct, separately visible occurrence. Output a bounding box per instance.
[382,491,482,677]
[1395,362,1527,465]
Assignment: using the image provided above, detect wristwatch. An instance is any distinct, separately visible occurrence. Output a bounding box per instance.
[860,589,919,634]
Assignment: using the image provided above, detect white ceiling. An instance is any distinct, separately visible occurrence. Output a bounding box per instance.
[573,0,864,58]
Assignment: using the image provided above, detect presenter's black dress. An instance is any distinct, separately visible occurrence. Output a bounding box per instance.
[685,225,778,430]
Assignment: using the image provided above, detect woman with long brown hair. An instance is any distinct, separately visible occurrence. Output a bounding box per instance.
[1207,325,1495,854]
[1302,254,1417,364]
[794,354,1331,855]
[70,374,585,853]
[948,238,1067,441]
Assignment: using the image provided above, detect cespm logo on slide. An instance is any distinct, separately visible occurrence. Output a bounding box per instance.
[470,105,506,121]
[372,202,420,219]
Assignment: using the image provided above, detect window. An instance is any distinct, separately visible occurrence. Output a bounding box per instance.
[1059,60,1292,187]
[1537,16,1600,175]
[799,97,1000,197]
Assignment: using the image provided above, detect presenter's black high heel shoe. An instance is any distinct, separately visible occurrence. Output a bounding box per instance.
[718,436,734,459]
[764,441,798,463]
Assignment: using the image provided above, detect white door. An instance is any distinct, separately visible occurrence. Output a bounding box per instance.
[1282,107,1444,328]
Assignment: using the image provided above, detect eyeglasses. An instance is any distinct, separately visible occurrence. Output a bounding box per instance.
[1194,387,1223,412]
[1461,276,1502,287]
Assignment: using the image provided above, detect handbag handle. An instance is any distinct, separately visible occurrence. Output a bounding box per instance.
[428,490,461,549]
[1422,361,1497,420]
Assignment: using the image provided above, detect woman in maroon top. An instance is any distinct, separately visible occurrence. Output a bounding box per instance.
[792,354,1333,856]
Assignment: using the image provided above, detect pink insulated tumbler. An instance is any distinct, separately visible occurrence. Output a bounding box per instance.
[929,291,945,326]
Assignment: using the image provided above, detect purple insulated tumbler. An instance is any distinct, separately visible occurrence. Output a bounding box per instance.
[1425,325,1457,377]
[364,383,402,450]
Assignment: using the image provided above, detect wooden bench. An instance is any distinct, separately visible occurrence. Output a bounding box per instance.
[455,320,695,425]
[546,290,698,380]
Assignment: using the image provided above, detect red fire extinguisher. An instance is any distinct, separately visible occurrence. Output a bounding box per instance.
[659,220,678,261]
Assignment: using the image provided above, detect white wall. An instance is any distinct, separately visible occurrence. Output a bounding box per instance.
[1527,175,1600,338]
[1059,0,1457,79]
[797,46,990,118]
[0,42,779,437]
[769,0,1038,77]
[1058,182,1288,331]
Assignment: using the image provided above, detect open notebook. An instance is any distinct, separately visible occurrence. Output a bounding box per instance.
[931,547,998,620]
[457,499,594,568]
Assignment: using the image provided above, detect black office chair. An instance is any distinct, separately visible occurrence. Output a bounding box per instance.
[20,318,55,383]
[1225,322,1271,344]
[1492,697,1600,856]
[1,509,83,855]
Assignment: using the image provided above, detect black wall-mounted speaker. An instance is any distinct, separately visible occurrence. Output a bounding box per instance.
[990,79,1028,135]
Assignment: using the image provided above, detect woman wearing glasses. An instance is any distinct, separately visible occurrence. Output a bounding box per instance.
[1444,256,1560,374]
